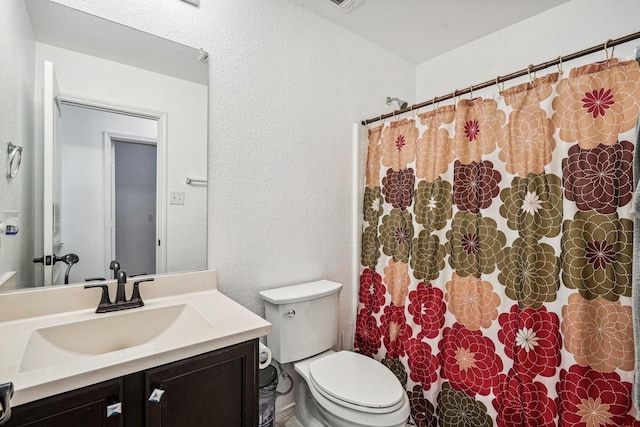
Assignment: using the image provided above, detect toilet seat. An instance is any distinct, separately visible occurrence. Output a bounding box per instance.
[308,351,405,414]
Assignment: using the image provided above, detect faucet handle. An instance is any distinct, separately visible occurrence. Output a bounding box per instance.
[84,283,112,313]
[130,278,154,305]
[130,272,149,278]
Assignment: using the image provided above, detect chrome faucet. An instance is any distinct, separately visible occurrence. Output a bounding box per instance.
[84,270,154,313]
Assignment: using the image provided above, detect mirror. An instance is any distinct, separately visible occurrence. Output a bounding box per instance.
[0,0,208,292]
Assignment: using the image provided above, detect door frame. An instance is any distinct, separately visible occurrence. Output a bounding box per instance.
[58,96,168,276]
[42,60,62,286]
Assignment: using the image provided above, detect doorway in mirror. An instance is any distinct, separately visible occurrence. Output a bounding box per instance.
[59,103,161,283]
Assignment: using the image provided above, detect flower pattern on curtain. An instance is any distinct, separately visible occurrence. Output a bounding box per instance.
[356,58,640,426]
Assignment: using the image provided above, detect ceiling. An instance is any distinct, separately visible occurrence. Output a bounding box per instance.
[291,0,569,65]
[26,0,208,85]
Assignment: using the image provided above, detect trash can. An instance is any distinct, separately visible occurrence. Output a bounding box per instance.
[258,365,278,427]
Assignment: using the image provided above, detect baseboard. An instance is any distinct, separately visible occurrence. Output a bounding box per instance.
[276,402,296,427]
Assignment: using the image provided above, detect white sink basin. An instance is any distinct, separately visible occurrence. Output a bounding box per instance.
[20,304,213,372]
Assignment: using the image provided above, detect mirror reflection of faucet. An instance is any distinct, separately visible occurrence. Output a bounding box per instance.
[109,259,121,279]
[85,260,148,284]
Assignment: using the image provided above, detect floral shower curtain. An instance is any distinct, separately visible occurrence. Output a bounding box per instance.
[355,58,640,426]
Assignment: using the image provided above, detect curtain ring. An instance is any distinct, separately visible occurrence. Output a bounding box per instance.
[495,76,504,93]
[604,39,615,60]
[556,56,564,75]
[527,64,536,84]
[469,85,474,100]
[453,89,459,106]
[432,97,439,112]
[411,105,418,118]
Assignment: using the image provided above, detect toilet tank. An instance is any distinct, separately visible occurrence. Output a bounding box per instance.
[259,280,342,363]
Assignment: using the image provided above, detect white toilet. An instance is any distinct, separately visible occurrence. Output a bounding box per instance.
[259,280,410,427]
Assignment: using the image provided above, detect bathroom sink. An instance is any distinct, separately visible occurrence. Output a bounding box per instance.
[20,304,213,372]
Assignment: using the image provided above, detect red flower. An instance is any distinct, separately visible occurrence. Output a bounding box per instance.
[556,364,632,427]
[498,305,561,378]
[464,119,480,141]
[407,282,446,339]
[582,88,614,118]
[453,160,502,213]
[380,305,413,358]
[354,309,382,357]
[439,323,503,396]
[406,339,439,391]
[624,415,640,426]
[493,370,556,427]
[396,134,406,151]
[358,269,386,313]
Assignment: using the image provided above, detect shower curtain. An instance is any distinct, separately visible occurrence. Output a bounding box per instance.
[355,58,640,426]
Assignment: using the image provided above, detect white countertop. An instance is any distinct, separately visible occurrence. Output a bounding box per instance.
[0,270,271,406]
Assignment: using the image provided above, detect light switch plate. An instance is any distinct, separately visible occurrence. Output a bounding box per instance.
[170,191,185,205]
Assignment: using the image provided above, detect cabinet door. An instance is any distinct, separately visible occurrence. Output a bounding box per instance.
[7,379,123,427]
[146,340,258,427]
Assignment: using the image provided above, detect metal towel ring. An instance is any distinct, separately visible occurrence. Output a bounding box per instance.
[6,142,23,179]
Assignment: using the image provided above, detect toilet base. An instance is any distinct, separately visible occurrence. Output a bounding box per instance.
[283,416,304,427]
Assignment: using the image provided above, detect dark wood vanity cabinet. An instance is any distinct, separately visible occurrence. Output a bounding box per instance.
[7,379,123,427]
[7,340,258,427]
[144,340,258,427]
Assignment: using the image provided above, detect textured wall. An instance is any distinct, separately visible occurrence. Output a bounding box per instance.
[0,0,36,288]
[416,0,640,101]
[49,0,417,356]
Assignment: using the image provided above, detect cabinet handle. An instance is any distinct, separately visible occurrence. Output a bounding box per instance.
[106,402,122,418]
[148,388,165,403]
[0,382,13,426]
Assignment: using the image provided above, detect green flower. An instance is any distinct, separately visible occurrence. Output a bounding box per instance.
[499,173,563,239]
[380,209,414,263]
[498,237,560,308]
[361,226,380,269]
[411,231,447,281]
[446,211,506,278]
[382,356,407,387]
[562,211,632,301]
[436,382,492,427]
[414,178,452,233]
[363,186,383,226]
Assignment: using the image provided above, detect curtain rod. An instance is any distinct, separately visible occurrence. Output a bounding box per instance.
[361,31,640,126]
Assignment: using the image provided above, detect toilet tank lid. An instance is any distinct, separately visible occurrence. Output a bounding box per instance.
[259,280,342,304]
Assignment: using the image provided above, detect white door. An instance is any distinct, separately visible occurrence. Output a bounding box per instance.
[42,61,63,286]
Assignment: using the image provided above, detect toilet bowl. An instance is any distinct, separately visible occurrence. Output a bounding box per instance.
[289,350,410,427]
[259,280,409,427]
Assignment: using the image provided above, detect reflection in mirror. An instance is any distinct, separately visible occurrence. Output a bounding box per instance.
[0,0,208,292]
